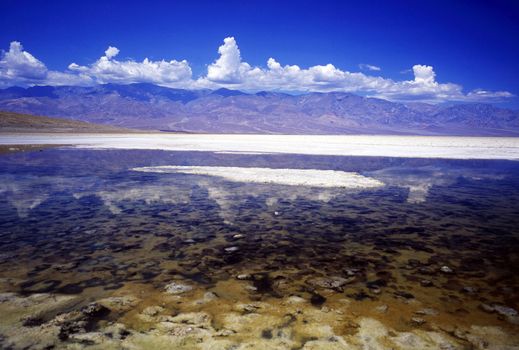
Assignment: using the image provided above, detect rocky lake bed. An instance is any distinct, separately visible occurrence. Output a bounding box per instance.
[0,140,518,349]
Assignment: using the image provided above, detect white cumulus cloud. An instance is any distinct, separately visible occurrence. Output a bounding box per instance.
[68,46,192,85]
[0,41,92,88]
[0,41,47,84]
[104,46,119,60]
[206,37,252,84]
[0,39,514,104]
[197,37,514,103]
[412,64,435,85]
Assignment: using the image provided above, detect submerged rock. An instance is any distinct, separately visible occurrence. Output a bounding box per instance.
[235,303,262,314]
[418,267,436,275]
[244,284,258,292]
[224,246,239,253]
[479,303,519,324]
[164,281,193,295]
[353,317,461,350]
[0,292,17,303]
[415,308,438,316]
[375,304,388,313]
[98,295,139,312]
[411,317,426,325]
[307,276,354,290]
[344,269,359,277]
[81,302,110,318]
[194,291,219,305]
[286,296,306,304]
[493,305,518,317]
[59,319,88,340]
[440,265,454,274]
[462,324,519,349]
[461,286,478,294]
[420,279,433,287]
[236,273,252,280]
[168,312,212,328]
[480,303,518,316]
[394,290,415,299]
[202,291,218,301]
[142,305,164,317]
[480,303,495,313]
[68,331,105,345]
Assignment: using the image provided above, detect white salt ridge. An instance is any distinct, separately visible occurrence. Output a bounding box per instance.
[132,165,385,188]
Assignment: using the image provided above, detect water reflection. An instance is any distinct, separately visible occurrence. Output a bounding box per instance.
[367,166,505,203]
[0,150,513,218]
[0,148,518,348]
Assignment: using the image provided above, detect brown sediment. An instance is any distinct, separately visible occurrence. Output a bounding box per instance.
[2,275,518,349]
[2,222,518,348]
[0,144,67,154]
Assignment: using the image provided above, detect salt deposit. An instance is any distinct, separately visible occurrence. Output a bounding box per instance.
[1,134,519,159]
[132,165,385,188]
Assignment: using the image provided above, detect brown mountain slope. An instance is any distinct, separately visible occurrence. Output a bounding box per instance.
[0,110,143,133]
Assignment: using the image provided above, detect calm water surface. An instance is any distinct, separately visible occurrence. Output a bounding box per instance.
[0,147,518,348]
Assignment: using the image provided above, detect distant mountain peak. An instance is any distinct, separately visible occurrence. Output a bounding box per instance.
[255,91,291,98]
[0,83,517,136]
[210,88,248,97]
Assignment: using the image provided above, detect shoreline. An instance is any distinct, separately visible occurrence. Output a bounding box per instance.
[1,133,519,160]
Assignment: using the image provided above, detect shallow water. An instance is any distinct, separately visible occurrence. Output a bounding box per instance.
[0,147,518,349]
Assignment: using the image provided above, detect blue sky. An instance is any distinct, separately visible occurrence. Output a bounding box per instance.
[0,0,518,106]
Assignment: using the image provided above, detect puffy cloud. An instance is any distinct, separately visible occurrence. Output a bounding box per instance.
[0,41,92,88]
[206,37,251,84]
[371,65,461,102]
[370,65,513,103]
[104,46,119,59]
[0,39,514,104]
[196,39,391,93]
[0,41,48,85]
[359,63,381,71]
[267,57,281,70]
[412,64,435,85]
[196,38,514,103]
[68,46,192,85]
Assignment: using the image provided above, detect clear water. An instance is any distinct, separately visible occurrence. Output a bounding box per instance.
[0,147,518,348]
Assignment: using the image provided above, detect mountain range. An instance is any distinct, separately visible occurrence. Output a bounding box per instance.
[0,83,518,135]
